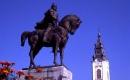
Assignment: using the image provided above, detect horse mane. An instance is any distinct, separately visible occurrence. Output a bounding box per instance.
[59,14,80,26]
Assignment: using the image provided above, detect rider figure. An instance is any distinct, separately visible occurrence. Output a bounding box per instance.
[35,3,58,42]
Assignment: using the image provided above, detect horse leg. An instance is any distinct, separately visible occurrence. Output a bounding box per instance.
[32,45,42,67]
[29,48,34,68]
[59,47,64,66]
[53,44,59,66]
[59,39,67,66]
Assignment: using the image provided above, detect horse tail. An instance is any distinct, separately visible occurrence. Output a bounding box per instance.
[21,31,30,46]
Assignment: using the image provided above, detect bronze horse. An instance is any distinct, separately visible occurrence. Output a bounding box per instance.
[21,15,81,67]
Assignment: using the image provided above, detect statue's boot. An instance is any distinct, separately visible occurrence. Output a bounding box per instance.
[43,27,51,43]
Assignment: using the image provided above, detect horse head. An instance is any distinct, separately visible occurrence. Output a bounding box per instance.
[59,15,81,35]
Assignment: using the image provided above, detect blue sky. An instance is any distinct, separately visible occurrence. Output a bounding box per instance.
[0,0,130,80]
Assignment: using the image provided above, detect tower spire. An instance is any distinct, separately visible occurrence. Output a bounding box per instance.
[93,32,106,61]
[92,33,110,80]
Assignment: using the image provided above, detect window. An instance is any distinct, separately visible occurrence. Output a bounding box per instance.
[97,69,101,79]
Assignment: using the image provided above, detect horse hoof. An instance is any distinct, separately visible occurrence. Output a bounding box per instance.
[21,43,24,46]
[61,63,64,66]
[54,62,58,66]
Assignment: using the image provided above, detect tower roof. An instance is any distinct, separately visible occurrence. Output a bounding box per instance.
[93,33,107,61]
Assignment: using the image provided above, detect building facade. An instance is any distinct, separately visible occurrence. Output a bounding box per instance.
[92,33,110,80]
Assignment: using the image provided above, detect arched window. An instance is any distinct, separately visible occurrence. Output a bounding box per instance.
[97,69,101,79]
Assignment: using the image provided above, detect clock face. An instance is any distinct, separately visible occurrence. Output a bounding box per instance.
[97,69,101,79]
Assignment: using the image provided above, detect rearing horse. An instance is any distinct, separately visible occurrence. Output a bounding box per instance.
[21,15,81,68]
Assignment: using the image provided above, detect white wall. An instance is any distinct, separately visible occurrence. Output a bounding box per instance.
[92,59,110,80]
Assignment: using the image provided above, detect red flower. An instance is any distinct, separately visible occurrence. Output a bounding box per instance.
[1,68,9,74]
[26,74,34,80]
[0,61,3,64]
[36,67,43,72]
[3,61,11,66]
[0,61,15,66]
[17,70,25,75]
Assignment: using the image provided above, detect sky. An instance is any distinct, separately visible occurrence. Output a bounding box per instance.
[0,0,130,80]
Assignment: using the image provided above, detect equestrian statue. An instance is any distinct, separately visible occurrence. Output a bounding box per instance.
[21,3,81,68]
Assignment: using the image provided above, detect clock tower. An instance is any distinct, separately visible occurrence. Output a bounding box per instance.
[92,33,110,80]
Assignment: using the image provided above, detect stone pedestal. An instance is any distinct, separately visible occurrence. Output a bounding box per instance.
[18,65,72,80]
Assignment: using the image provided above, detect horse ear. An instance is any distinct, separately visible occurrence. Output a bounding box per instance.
[77,20,82,25]
[79,20,82,24]
[77,18,82,23]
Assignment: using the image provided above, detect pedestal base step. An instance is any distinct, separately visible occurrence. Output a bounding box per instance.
[18,65,72,80]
